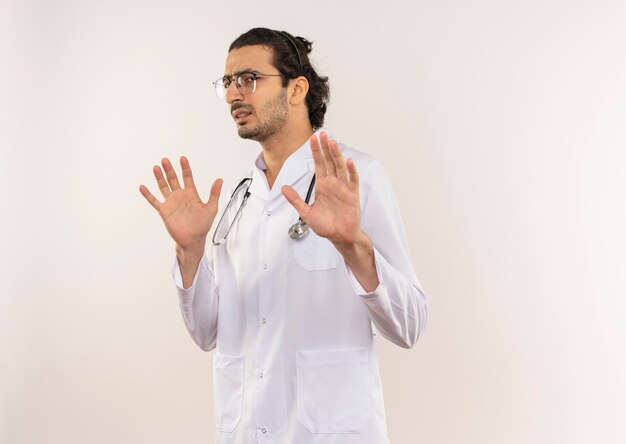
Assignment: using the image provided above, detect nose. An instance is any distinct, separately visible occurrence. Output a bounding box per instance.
[225,81,243,104]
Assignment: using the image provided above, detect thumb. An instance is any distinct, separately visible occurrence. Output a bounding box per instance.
[281,185,310,219]
[206,178,223,209]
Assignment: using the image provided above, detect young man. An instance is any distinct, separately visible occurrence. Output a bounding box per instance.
[140,27,427,444]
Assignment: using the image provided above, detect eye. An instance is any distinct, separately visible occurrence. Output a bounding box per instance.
[239,72,257,84]
[221,77,232,88]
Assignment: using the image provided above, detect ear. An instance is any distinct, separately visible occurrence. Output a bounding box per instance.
[289,76,309,106]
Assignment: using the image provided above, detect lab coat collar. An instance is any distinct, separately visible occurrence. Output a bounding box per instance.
[248,128,333,202]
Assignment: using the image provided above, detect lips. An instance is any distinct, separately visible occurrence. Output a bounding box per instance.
[231,105,253,123]
[233,110,251,120]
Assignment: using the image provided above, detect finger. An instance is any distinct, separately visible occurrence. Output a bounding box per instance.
[281,185,311,220]
[310,134,327,177]
[179,156,196,189]
[329,140,349,182]
[346,157,360,192]
[206,178,223,210]
[161,158,182,191]
[319,132,337,177]
[139,185,162,211]
[153,165,171,198]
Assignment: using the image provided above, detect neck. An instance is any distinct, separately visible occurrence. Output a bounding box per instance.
[260,121,314,189]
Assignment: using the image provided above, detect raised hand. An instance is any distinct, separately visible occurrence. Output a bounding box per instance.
[139,156,222,251]
[281,132,362,246]
[282,132,379,290]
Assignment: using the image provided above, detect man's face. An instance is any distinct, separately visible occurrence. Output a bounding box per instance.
[224,45,289,142]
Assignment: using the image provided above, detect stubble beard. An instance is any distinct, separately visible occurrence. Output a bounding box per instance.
[237,88,289,143]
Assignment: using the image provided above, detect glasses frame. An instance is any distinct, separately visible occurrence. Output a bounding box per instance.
[211,177,252,246]
[212,71,285,100]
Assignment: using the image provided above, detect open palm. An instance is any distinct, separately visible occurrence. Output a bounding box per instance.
[282,132,362,245]
[139,157,222,250]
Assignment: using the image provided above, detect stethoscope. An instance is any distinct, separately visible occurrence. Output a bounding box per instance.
[212,173,316,246]
[288,174,315,239]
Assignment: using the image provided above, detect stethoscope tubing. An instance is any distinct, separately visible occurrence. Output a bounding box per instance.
[213,173,316,245]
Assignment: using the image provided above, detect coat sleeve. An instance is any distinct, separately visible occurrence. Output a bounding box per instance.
[345,158,428,349]
[171,252,219,351]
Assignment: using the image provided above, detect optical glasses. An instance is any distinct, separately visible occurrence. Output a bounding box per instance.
[212,71,284,101]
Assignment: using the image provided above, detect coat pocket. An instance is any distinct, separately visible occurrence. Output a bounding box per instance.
[213,354,245,433]
[296,348,373,433]
[293,232,341,271]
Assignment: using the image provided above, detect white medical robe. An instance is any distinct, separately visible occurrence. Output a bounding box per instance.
[172,130,428,443]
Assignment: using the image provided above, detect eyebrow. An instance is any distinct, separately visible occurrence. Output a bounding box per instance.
[222,69,259,78]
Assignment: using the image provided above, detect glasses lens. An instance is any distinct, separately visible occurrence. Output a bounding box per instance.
[237,73,256,95]
[212,179,251,245]
[213,73,257,101]
[213,79,226,100]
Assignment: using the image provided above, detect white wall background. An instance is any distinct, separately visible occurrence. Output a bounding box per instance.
[1,0,625,443]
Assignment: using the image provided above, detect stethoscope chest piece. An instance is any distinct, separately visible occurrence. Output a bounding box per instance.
[288,220,309,239]
[288,173,316,240]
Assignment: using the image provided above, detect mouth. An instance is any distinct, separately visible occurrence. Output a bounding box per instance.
[232,108,252,124]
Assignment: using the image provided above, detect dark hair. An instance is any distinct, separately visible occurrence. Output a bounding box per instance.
[229,28,330,130]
